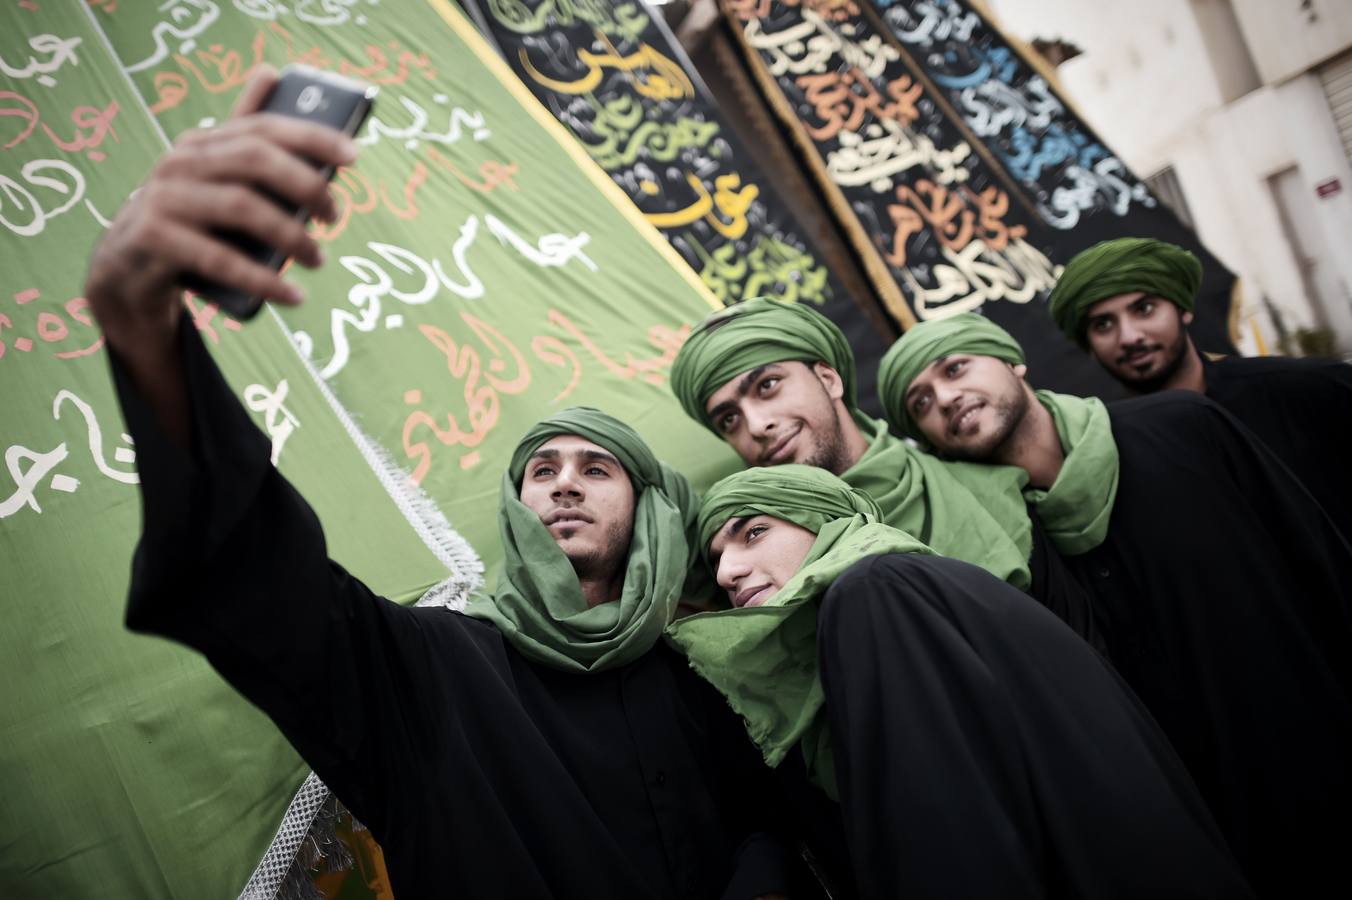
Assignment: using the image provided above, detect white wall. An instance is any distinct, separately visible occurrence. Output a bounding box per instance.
[1232,0,1352,84]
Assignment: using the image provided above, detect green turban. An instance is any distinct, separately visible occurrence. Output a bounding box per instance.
[877,314,1026,440]
[669,464,928,796]
[463,407,702,672]
[1047,238,1202,345]
[671,298,856,430]
[696,464,881,562]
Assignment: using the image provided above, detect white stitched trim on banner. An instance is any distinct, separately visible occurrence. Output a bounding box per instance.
[238,772,331,900]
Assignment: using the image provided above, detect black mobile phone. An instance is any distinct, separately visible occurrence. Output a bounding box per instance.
[184,65,377,319]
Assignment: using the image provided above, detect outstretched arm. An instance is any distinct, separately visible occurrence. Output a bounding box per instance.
[89,69,418,826]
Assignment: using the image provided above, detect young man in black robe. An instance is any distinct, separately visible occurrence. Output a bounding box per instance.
[1049,236,1352,539]
[879,314,1352,899]
[670,299,1105,651]
[84,68,803,900]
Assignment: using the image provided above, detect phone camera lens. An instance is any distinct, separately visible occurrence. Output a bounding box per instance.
[297,85,324,114]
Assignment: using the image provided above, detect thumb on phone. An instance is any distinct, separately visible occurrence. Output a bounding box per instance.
[232,64,280,118]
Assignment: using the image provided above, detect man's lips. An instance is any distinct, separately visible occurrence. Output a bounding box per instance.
[948,400,984,436]
[544,509,593,528]
[760,426,801,465]
[734,584,773,608]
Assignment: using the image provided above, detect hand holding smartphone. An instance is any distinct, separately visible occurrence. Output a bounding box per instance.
[184,65,376,319]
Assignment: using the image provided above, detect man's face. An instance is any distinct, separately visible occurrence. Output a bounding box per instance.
[518,435,636,582]
[903,354,1030,461]
[1084,292,1194,389]
[704,361,852,474]
[708,514,818,609]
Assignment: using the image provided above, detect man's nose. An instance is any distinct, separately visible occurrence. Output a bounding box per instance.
[935,382,963,411]
[1119,318,1145,346]
[744,404,777,438]
[716,553,750,592]
[551,467,583,498]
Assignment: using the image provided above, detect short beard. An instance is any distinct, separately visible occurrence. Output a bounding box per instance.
[1114,328,1191,393]
[942,385,1030,464]
[563,518,633,585]
[802,401,850,475]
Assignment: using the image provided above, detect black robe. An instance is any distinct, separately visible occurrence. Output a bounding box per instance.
[110,325,805,900]
[1025,506,1105,653]
[818,553,1254,899]
[1063,392,1352,898]
[1202,353,1352,540]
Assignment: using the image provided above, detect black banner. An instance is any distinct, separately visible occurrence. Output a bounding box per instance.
[463,0,892,412]
[465,0,897,410]
[723,0,1236,397]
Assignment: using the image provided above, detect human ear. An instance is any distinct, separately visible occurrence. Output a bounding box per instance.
[1182,310,1194,326]
[1012,362,1028,379]
[812,361,846,401]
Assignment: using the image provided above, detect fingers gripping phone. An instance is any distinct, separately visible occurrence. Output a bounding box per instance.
[185,65,376,319]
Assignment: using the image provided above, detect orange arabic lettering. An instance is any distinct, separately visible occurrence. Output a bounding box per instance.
[530,335,583,404]
[402,315,532,481]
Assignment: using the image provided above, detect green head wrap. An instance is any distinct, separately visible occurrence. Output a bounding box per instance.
[1047,238,1202,346]
[671,298,856,431]
[696,464,882,564]
[877,313,1026,441]
[668,465,928,797]
[463,407,702,672]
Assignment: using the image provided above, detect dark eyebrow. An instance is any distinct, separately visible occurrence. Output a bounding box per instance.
[904,356,950,407]
[709,516,750,565]
[707,365,772,425]
[580,449,622,467]
[527,447,622,468]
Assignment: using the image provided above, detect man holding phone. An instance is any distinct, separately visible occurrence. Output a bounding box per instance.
[86,69,810,899]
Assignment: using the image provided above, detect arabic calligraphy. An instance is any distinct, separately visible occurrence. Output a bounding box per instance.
[0,34,82,87]
[402,308,686,479]
[478,0,846,311]
[2,388,140,519]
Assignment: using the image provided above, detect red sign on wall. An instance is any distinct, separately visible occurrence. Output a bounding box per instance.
[1315,178,1343,199]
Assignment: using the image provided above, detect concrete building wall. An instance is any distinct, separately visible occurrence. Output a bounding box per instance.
[1232,0,1352,83]
[988,0,1352,353]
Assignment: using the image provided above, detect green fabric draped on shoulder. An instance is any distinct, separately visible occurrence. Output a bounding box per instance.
[1025,392,1120,555]
[670,297,856,430]
[1047,238,1203,346]
[463,407,703,672]
[843,412,1032,590]
[667,466,930,797]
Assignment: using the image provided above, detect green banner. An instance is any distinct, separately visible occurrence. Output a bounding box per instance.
[3,0,738,896]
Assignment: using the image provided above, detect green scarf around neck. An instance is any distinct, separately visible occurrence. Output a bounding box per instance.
[843,412,1032,590]
[463,407,702,672]
[1025,391,1120,555]
[668,465,930,797]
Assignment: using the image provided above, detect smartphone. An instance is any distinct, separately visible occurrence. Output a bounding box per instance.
[184,65,377,319]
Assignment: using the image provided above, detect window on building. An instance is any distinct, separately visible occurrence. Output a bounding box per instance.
[1145,166,1196,230]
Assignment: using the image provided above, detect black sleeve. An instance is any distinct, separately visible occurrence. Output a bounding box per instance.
[1025,506,1107,654]
[111,317,437,828]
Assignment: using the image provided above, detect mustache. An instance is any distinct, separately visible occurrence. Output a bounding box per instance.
[1116,342,1162,364]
